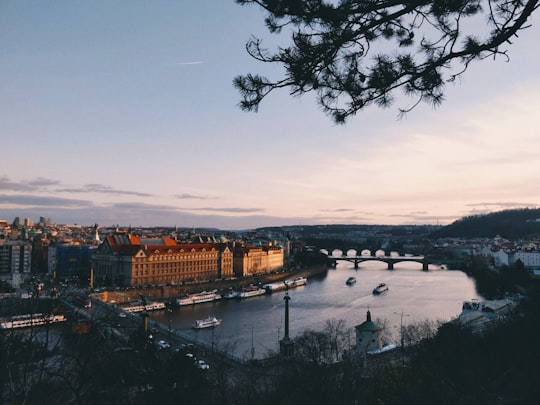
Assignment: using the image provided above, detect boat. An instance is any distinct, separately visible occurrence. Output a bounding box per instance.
[263,276,308,293]
[237,286,266,298]
[176,290,222,306]
[121,301,166,313]
[145,301,166,311]
[0,313,66,330]
[346,277,356,285]
[192,316,222,329]
[372,283,389,295]
[285,277,307,287]
[222,290,240,299]
[262,281,288,292]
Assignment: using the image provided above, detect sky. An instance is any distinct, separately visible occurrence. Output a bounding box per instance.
[1,1,539,230]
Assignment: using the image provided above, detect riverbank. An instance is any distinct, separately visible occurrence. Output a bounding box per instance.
[94,264,328,305]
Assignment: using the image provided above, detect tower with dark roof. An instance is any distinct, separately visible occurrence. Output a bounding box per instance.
[355,309,383,353]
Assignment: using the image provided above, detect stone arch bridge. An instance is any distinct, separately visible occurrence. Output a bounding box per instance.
[321,248,432,271]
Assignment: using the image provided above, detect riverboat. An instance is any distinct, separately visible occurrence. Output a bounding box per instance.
[262,281,287,292]
[121,301,166,313]
[263,276,308,292]
[176,290,222,306]
[285,277,307,287]
[192,316,221,329]
[346,277,357,285]
[372,283,389,295]
[237,286,266,298]
[0,313,66,330]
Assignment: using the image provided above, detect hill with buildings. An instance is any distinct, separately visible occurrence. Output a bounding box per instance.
[431,208,540,239]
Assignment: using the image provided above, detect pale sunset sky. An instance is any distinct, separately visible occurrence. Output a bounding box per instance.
[1,1,539,229]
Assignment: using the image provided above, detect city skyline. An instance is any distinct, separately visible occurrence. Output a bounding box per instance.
[1,2,539,230]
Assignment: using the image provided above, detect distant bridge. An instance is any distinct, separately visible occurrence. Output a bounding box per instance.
[323,251,432,271]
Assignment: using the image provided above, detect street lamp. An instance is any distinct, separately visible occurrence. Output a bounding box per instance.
[394,311,410,349]
[167,308,172,341]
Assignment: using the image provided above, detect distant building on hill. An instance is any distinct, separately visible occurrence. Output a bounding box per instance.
[91,232,233,287]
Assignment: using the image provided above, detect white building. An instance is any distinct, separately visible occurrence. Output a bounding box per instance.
[513,250,540,269]
[355,310,383,354]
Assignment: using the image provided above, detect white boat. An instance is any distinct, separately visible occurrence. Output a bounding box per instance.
[237,286,266,298]
[285,277,307,287]
[192,316,221,329]
[372,283,389,295]
[145,301,166,311]
[122,304,146,313]
[262,281,288,292]
[0,313,66,330]
[121,301,166,313]
[263,277,308,293]
[346,277,356,285]
[176,290,222,306]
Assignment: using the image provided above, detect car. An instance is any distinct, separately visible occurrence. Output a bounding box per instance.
[196,360,210,370]
[155,340,171,350]
[118,312,127,318]
[150,327,159,334]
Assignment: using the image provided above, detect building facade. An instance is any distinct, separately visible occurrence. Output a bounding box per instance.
[53,243,97,282]
[91,233,233,287]
[0,241,32,288]
[513,250,540,269]
[232,245,284,277]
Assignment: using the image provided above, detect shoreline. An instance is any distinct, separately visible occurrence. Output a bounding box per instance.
[94,264,328,305]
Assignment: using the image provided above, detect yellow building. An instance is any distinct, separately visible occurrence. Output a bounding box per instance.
[91,233,233,287]
[233,245,284,277]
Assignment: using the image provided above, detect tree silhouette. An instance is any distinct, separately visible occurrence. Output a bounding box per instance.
[235,0,539,123]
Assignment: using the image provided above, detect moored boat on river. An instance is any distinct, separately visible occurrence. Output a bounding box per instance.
[176,290,222,306]
[122,301,166,313]
[0,313,66,330]
[285,277,307,287]
[237,285,266,298]
[192,316,221,329]
[263,276,308,292]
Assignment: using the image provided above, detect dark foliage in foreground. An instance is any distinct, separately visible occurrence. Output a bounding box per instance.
[235,0,539,123]
[3,269,539,404]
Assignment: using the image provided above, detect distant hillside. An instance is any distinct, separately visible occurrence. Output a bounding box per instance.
[431,208,540,239]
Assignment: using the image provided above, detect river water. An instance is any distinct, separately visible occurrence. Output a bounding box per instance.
[149,261,481,359]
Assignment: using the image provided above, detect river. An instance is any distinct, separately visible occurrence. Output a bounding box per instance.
[149,260,481,359]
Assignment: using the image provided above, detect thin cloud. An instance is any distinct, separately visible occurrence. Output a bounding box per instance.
[0,176,60,192]
[0,194,93,208]
[111,202,180,211]
[174,193,213,200]
[57,184,152,197]
[319,208,356,213]
[25,177,61,187]
[173,61,203,65]
[184,207,265,214]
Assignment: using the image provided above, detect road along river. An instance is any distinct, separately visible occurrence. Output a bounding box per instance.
[149,261,481,360]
